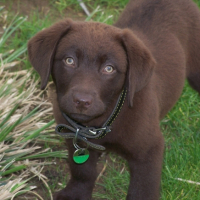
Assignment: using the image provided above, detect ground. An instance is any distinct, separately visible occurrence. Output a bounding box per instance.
[1,0,86,21]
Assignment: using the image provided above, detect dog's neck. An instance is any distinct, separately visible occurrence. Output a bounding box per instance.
[55,89,127,152]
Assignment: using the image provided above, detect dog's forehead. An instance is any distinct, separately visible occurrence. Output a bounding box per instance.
[72,21,120,41]
[56,22,124,59]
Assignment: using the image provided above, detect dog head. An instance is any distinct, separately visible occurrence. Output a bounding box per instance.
[28,19,155,123]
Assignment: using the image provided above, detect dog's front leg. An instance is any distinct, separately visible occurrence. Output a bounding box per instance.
[54,141,100,200]
[126,134,164,200]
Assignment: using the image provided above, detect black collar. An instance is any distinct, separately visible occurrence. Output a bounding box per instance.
[55,89,127,151]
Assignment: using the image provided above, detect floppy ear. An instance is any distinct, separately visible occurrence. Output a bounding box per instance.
[28,19,72,89]
[121,29,156,107]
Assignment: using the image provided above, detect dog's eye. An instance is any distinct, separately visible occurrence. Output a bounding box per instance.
[103,65,114,74]
[65,57,74,65]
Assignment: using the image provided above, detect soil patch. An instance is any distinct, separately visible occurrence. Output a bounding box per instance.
[0,0,86,21]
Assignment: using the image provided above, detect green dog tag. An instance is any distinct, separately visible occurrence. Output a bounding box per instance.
[73,148,89,164]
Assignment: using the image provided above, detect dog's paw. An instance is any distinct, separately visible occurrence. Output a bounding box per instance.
[53,189,91,200]
[53,189,71,200]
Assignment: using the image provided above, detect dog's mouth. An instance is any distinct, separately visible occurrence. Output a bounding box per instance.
[68,113,95,123]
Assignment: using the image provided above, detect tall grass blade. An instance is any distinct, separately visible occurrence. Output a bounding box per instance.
[0,104,19,127]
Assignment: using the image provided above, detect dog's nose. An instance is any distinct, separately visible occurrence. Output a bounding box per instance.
[73,93,92,110]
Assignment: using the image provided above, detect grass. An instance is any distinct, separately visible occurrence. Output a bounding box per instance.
[0,7,67,200]
[160,82,200,199]
[0,0,200,199]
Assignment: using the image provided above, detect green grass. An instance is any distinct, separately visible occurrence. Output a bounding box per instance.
[194,0,200,6]
[1,0,200,199]
[51,0,128,20]
[160,82,200,200]
[0,6,67,199]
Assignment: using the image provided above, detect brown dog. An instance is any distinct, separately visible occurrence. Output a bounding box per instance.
[28,0,200,199]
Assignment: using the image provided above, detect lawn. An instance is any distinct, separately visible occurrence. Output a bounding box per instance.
[0,0,200,199]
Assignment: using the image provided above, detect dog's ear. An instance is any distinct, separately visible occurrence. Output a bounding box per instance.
[28,19,72,89]
[121,29,156,107]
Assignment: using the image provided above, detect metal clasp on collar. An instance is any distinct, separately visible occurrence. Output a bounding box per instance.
[88,127,107,135]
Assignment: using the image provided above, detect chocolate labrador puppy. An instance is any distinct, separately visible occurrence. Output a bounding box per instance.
[28,0,200,199]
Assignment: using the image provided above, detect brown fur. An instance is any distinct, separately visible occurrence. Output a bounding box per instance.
[28,0,200,199]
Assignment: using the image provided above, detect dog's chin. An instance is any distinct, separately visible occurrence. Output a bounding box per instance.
[68,113,95,123]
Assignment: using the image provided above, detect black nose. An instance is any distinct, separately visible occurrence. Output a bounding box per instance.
[73,93,92,110]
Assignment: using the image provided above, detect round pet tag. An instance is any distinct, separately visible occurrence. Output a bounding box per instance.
[73,148,89,164]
